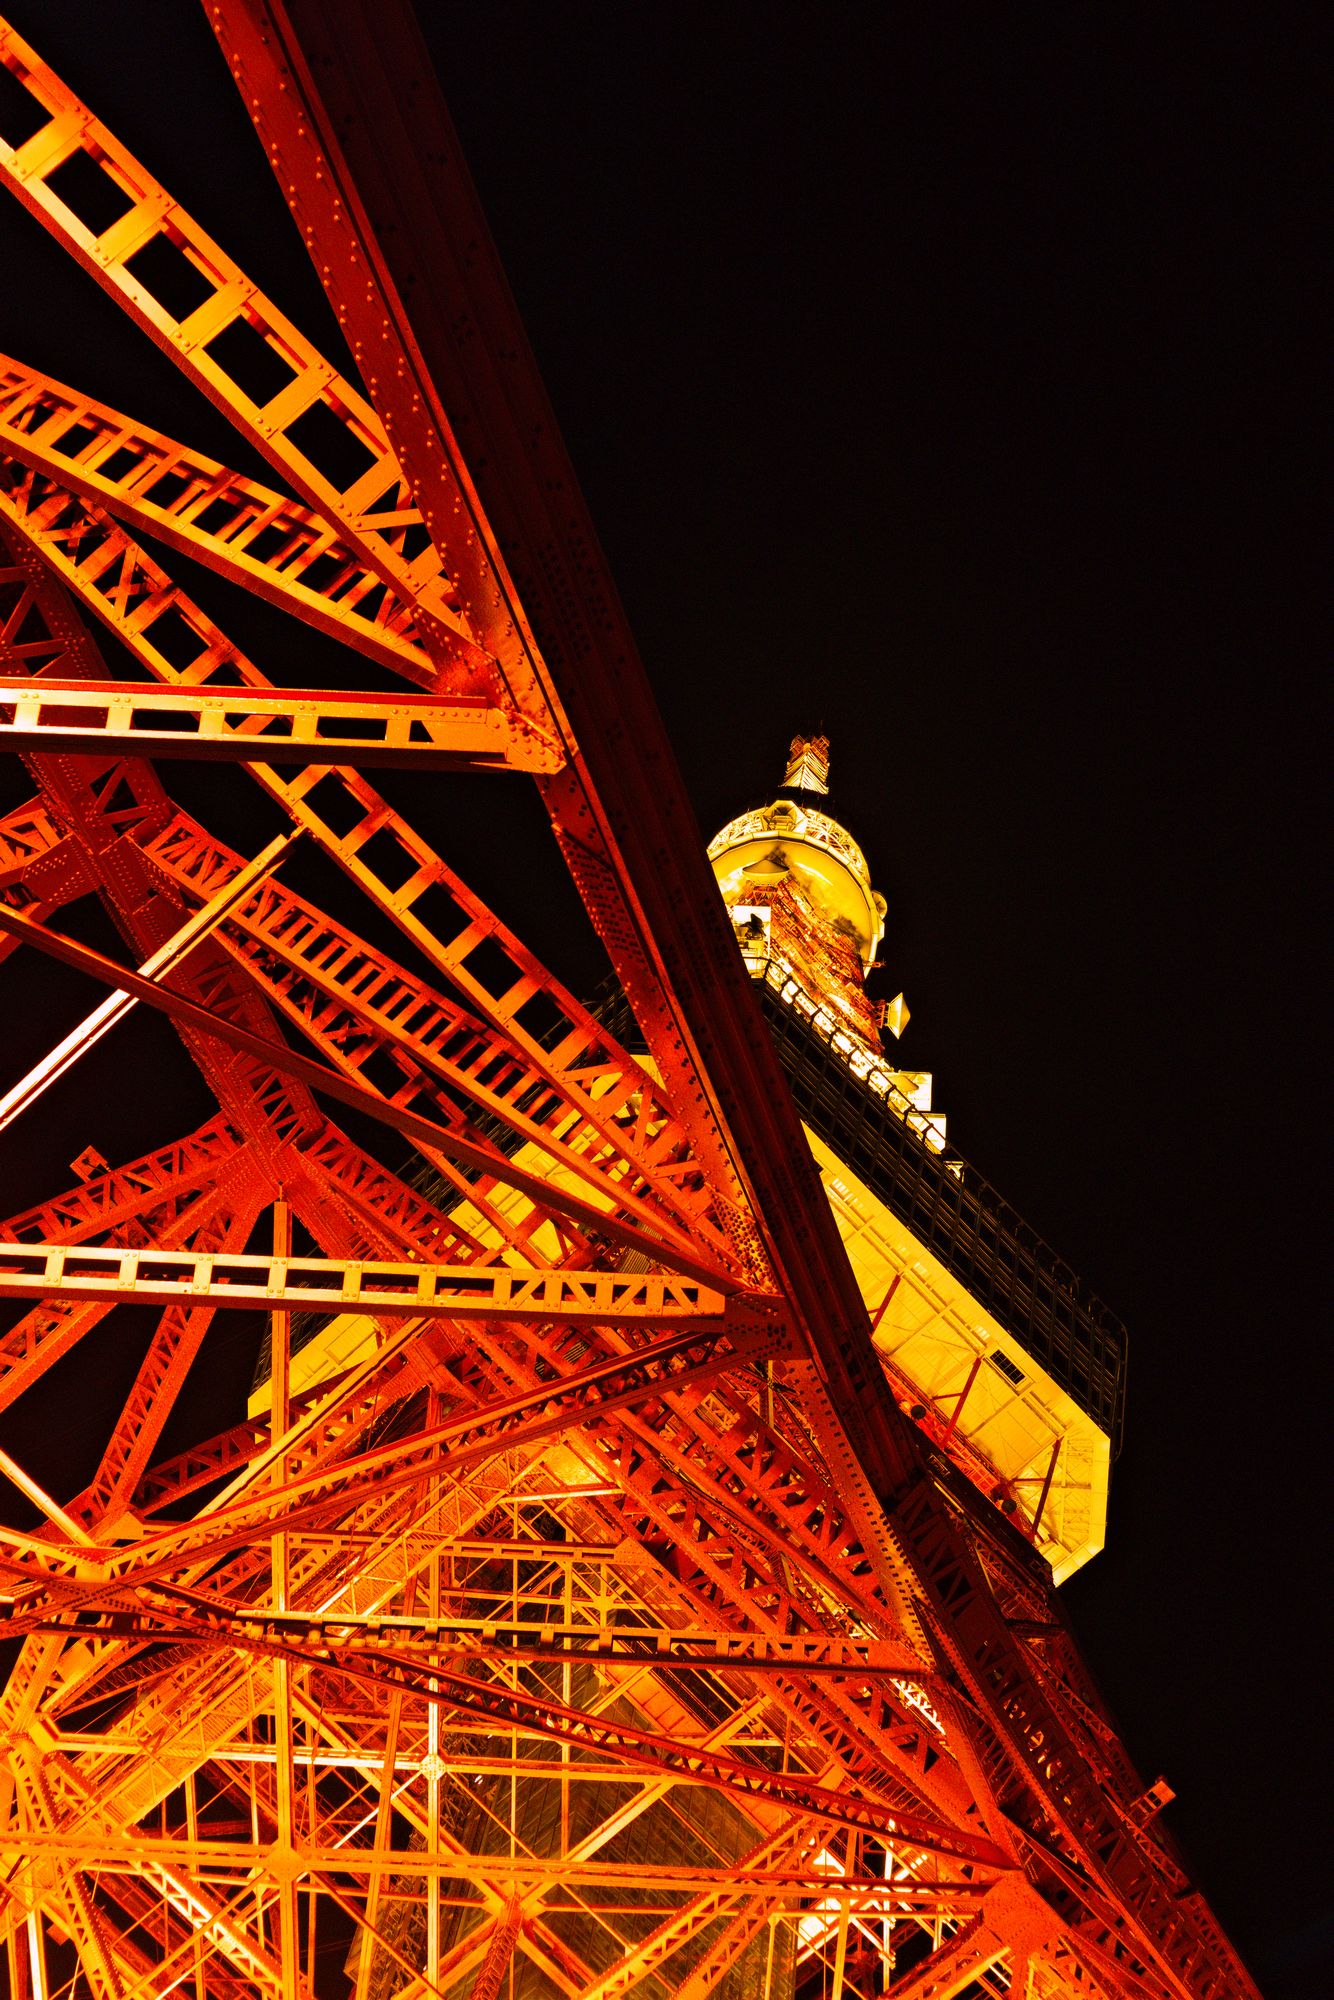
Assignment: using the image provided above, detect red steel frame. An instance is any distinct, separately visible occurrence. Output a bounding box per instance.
[0,7,1258,1998]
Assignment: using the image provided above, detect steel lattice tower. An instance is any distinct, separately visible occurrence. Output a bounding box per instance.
[0,8,1259,1997]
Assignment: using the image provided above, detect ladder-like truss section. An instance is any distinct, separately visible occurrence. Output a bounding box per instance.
[0,8,1257,1999]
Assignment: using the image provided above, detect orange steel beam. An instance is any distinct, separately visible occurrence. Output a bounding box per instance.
[0,456,537,776]
[0,1160,448,1472]
[65,1328,788,1583]
[0,794,87,893]
[201,2,759,1203]
[35,1603,929,1678]
[0,1835,996,1901]
[463,1903,522,2000]
[0,1322,789,1605]
[164,767,733,1249]
[0,1238,735,1326]
[293,1126,495,1268]
[0,677,563,771]
[0,538,354,1202]
[131,1365,369,1514]
[874,1875,1060,2000]
[0,1133,456,1448]
[461,1305,912,1639]
[161,1309,482,1533]
[637,1840,818,2000]
[0,1445,93,1544]
[0,792,94,967]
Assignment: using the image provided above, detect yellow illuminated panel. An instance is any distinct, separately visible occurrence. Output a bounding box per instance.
[808,1128,1109,1581]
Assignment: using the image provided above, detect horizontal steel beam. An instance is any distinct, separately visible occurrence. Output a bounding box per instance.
[0,676,562,770]
[0,1240,730,1324]
[35,1600,930,1676]
[0,1831,983,1906]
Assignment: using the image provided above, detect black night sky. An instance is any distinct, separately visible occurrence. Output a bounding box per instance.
[0,5,1325,1992]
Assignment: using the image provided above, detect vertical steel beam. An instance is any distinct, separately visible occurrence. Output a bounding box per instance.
[269,1197,300,1994]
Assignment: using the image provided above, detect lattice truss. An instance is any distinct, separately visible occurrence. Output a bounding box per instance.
[0,9,1257,2000]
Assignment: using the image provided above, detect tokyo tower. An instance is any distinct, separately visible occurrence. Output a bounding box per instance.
[0,7,1260,1996]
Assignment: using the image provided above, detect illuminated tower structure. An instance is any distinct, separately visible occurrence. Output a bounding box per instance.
[706,736,1122,1582]
[0,12,1259,1999]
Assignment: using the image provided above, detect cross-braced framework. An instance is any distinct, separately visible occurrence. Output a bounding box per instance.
[0,9,1258,1998]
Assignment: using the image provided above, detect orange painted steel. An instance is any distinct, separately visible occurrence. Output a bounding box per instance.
[0,676,563,770]
[0,6,1261,1998]
[0,1241,735,1326]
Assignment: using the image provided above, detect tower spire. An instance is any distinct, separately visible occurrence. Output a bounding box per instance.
[782,732,830,794]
